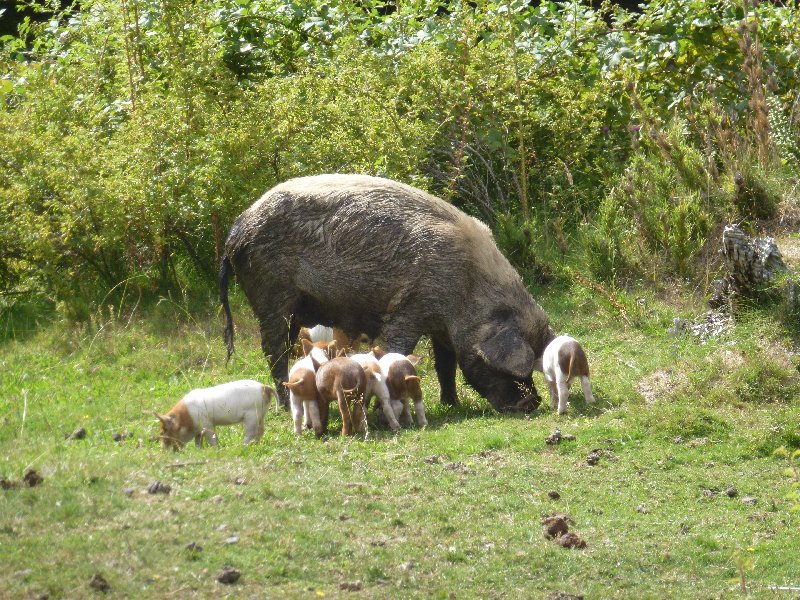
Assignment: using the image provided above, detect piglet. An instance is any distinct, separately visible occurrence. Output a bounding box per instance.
[155,380,276,449]
[284,339,337,435]
[375,349,427,428]
[349,352,400,432]
[533,335,594,415]
[312,355,368,437]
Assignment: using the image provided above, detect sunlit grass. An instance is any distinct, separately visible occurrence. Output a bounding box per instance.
[1,287,799,598]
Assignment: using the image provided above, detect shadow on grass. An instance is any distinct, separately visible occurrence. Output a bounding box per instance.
[277,384,620,443]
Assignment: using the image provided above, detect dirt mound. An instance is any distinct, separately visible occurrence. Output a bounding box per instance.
[636,368,689,404]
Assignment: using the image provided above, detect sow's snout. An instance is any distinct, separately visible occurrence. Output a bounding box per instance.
[464,360,542,413]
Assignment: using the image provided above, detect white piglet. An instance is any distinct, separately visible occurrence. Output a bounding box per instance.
[155,380,276,449]
[534,335,594,415]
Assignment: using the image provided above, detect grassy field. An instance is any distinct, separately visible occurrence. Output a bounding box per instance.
[1,279,799,599]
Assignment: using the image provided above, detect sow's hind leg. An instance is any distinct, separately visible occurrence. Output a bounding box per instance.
[258,314,298,409]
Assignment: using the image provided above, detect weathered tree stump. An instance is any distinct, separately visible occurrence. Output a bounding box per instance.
[710,225,798,317]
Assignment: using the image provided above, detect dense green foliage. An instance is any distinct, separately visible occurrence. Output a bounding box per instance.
[1,0,799,314]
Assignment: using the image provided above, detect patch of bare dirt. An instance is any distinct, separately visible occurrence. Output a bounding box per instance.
[0,477,19,490]
[756,338,800,373]
[65,427,87,440]
[636,368,689,405]
[22,470,43,487]
[775,234,800,269]
[443,462,475,475]
[546,593,584,600]
[587,449,604,466]
[541,513,586,549]
[545,429,577,445]
[339,580,364,592]
[718,350,746,371]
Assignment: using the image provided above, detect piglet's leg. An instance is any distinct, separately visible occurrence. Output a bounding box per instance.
[375,388,400,432]
[290,393,304,435]
[556,380,570,416]
[243,417,263,444]
[547,380,559,410]
[194,434,203,448]
[390,400,404,421]
[203,428,219,447]
[407,377,427,428]
[581,376,595,404]
[338,388,353,436]
[413,399,428,428]
[306,400,324,438]
[399,399,413,426]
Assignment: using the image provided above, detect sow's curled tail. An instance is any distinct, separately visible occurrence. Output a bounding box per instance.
[219,255,235,362]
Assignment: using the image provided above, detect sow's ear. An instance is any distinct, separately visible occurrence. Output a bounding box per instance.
[474,324,536,380]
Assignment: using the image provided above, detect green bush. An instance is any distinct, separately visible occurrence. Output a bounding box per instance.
[2,0,800,313]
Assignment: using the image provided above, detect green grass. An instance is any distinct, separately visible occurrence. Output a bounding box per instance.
[1,286,799,599]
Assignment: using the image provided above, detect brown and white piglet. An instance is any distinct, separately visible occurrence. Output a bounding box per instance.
[533,335,594,415]
[349,352,400,432]
[292,325,354,359]
[312,355,368,437]
[375,349,427,428]
[155,380,276,449]
[283,339,337,435]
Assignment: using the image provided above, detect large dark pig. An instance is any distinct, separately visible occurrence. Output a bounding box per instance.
[219,174,554,412]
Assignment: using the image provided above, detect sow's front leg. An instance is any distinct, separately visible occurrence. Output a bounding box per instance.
[432,338,459,406]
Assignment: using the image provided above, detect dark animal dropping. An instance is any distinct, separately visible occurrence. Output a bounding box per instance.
[216,566,241,585]
[66,427,87,440]
[22,470,43,487]
[147,481,171,495]
[88,573,110,592]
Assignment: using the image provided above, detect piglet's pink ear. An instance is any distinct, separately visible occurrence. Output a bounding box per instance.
[154,412,171,426]
[406,354,421,366]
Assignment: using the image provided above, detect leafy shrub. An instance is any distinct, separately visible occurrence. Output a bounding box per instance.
[2,0,800,313]
[731,166,780,222]
[593,120,712,280]
[582,192,637,283]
